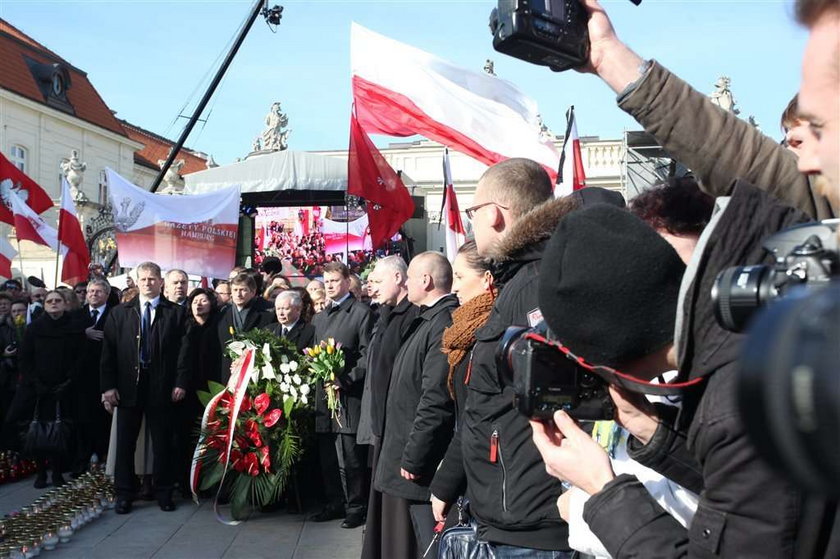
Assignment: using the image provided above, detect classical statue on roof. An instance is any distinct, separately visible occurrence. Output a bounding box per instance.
[484,59,496,76]
[709,76,740,115]
[157,155,186,195]
[60,149,87,201]
[261,102,291,151]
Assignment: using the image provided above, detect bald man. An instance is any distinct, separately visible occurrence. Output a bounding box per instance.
[372,251,458,558]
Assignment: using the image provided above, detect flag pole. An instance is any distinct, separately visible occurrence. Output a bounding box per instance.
[55,182,65,288]
[437,148,449,231]
[15,238,24,282]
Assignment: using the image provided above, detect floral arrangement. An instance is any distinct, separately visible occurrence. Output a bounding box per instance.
[193,328,314,521]
[304,338,345,426]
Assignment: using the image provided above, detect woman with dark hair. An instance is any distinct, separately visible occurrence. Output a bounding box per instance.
[17,290,84,487]
[429,240,495,524]
[173,287,220,496]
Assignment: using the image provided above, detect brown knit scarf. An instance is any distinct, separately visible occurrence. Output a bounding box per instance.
[441,291,495,399]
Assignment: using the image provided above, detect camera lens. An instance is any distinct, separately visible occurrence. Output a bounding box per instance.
[712,265,777,332]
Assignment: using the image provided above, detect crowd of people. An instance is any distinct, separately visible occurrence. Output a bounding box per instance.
[0,0,838,557]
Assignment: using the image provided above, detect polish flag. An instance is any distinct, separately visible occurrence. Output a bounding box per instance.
[0,152,55,224]
[7,187,58,250]
[348,111,415,249]
[58,178,90,285]
[556,106,587,197]
[0,237,16,279]
[442,148,465,262]
[351,23,560,179]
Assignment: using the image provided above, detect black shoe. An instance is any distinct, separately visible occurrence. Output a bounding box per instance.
[52,473,66,487]
[33,474,48,489]
[115,500,133,515]
[158,499,176,512]
[341,512,366,529]
[309,506,344,522]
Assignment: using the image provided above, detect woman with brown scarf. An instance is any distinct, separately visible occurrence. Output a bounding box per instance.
[431,240,494,524]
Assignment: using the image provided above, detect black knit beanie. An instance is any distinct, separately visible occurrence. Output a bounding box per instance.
[538,204,686,368]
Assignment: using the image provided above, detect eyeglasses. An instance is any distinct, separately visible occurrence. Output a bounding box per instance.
[465,201,508,220]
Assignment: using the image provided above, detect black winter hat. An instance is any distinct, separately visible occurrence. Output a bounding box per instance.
[538,204,686,368]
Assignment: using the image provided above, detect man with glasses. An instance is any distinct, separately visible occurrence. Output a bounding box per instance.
[73,282,88,307]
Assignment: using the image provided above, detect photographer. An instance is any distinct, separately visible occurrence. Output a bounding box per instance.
[578,0,837,220]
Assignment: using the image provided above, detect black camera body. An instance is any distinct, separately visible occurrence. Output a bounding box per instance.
[496,325,614,420]
[712,220,839,332]
[489,0,590,73]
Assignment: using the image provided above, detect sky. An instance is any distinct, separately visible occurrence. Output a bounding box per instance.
[0,1,807,166]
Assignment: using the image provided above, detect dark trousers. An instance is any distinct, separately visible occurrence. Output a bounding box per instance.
[171,396,201,494]
[318,432,369,515]
[73,408,111,472]
[114,376,174,501]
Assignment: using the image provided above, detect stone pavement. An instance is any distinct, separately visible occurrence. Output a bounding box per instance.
[0,478,364,558]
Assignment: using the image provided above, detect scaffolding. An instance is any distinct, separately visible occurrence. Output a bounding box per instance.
[621,131,688,199]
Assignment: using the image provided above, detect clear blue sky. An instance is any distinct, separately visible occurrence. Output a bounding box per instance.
[1,1,806,166]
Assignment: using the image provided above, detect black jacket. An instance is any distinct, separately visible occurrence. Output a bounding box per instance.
[358,296,420,444]
[73,305,111,423]
[266,320,315,353]
[461,197,580,551]
[213,298,274,384]
[100,297,189,408]
[14,313,85,422]
[584,182,823,558]
[311,295,373,434]
[374,295,457,502]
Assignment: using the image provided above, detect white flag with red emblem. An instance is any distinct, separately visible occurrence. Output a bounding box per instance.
[442,148,465,262]
[7,187,58,250]
[556,106,587,197]
[58,178,90,285]
[0,237,16,279]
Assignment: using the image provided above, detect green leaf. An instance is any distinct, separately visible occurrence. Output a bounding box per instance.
[206,381,227,396]
[283,397,294,419]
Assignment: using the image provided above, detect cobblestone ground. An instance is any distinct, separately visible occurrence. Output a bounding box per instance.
[0,478,364,558]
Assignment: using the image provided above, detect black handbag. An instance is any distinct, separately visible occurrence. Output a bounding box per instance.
[24,399,71,455]
[438,499,496,559]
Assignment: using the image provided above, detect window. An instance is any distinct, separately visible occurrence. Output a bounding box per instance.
[9,145,26,172]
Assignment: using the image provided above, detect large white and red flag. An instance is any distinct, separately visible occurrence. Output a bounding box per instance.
[0,152,55,224]
[556,105,587,197]
[58,178,90,285]
[351,23,560,179]
[0,237,16,279]
[7,187,59,250]
[105,168,240,279]
[442,148,465,262]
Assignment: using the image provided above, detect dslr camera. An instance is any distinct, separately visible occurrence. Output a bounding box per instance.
[496,323,614,420]
[489,0,641,72]
[712,220,839,332]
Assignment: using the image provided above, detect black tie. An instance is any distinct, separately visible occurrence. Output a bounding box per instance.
[140,302,151,366]
[91,309,99,324]
[282,327,289,337]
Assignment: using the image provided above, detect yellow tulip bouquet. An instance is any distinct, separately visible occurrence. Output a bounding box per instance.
[304,338,345,427]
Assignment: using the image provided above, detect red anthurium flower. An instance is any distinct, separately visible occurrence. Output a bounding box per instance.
[245,419,263,447]
[263,408,283,428]
[259,446,271,472]
[219,392,233,409]
[244,452,260,476]
[230,449,244,472]
[254,393,270,416]
[239,395,252,413]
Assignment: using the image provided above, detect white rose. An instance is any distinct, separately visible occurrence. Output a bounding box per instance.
[290,386,298,399]
[289,361,298,372]
[261,365,276,380]
[300,394,308,405]
[299,384,311,396]
[284,374,292,384]
[279,363,291,374]
[292,374,301,385]
[229,341,246,354]
[280,382,290,393]
[281,355,289,364]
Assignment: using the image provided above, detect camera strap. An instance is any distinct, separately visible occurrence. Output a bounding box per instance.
[523,332,704,396]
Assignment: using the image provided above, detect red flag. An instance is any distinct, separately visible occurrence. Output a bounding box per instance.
[8,188,58,249]
[442,148,465,262]
[0,237,16,279]
[348,112,414,249]
[0,152,55,224]
[58,178,90,285]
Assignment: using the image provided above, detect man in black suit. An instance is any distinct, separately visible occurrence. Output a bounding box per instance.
[266,290,314,352]
[100,261,189,514]
[310,262,374,529]
[72,278,113,476]
[214,272,273,383]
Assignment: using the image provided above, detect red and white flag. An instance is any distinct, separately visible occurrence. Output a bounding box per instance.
[0,152,55,224]
[0,237,16,279]
[58,178,90,285]
[347,111,414,249]
[351,23,560,179]
[556,106,587,197]
[7,187,58,250]
[442,148,465,262]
